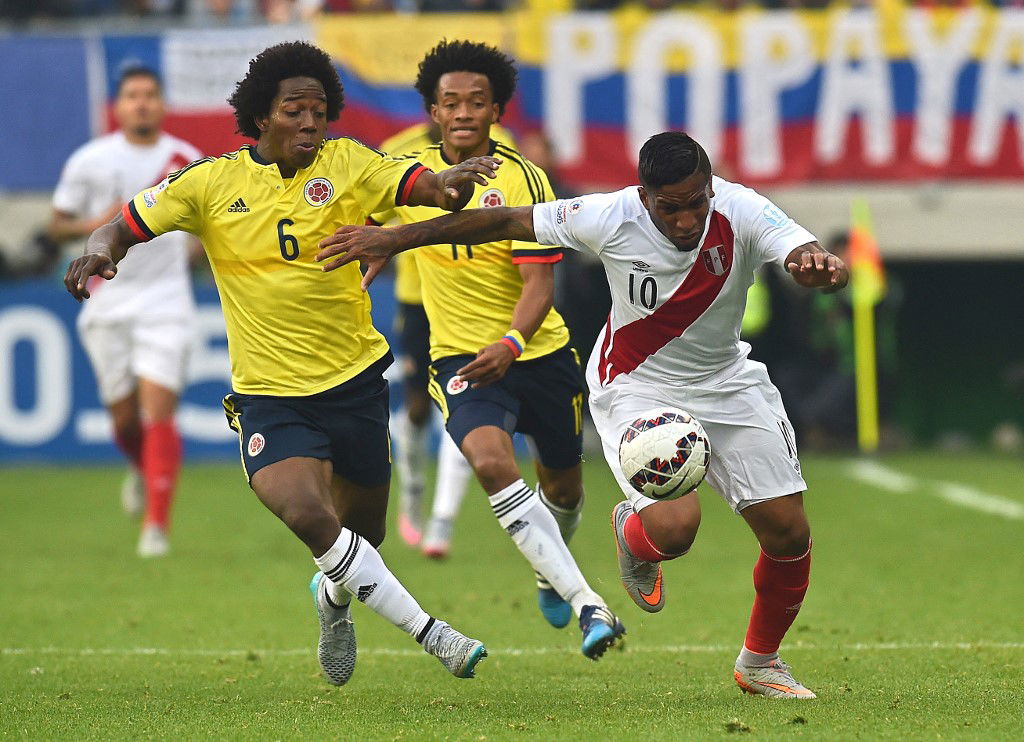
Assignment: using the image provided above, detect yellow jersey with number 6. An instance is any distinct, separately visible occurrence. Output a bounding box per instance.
[123,140,429,396]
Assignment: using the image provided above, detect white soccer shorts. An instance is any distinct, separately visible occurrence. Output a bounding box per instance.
[589,359,807,514]
[78,315,194,405]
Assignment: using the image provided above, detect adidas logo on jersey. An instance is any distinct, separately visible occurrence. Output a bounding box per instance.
[356,583,378,602]
[227,198,250,213]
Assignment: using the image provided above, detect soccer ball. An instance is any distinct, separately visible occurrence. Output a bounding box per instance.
[619,408,711,500]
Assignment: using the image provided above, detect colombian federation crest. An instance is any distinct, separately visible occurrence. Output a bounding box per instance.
[478,188,505,208]
[304,178,334,207]
[247,433,265,457]
[701,244,730,276]
[446,376,469,395]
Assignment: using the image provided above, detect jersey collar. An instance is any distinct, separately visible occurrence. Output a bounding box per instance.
[244,144,272,166]
[438,139,497,166]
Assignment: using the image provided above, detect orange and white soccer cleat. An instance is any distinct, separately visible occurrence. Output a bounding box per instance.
[734,658,817,699]
[611,501,665,612]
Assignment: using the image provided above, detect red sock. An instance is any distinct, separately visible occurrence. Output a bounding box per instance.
[622,513,685,562]
[114,428,143,469]
[141,420,182,529]
[743,542,812,655]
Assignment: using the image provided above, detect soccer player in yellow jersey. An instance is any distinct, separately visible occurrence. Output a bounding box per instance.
[372,41,624,660]
[383,122,515,556]
[64,41,501,685]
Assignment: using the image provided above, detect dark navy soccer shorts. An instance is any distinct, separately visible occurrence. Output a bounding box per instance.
[222,353,393,486]
[427,345,585,470]
[395,301,431,390]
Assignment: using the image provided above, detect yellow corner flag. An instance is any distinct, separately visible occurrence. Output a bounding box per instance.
[849,199,886,453]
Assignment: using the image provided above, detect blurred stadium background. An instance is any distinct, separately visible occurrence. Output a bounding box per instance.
[2,0,1023,464]
[2,3,1023,737]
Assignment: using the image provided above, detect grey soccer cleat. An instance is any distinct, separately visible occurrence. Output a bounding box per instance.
[421,620,487,678]
[121,469,144,518]
[310,572,357,686]
[611,501,664,613]
[422,517,453,559]
[734,658,817,699]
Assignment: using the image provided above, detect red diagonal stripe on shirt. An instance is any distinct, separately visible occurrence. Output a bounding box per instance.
[600,211,734,385]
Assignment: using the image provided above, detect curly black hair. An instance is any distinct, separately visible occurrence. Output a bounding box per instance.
[414,40,518,116]
[228,41,344,140]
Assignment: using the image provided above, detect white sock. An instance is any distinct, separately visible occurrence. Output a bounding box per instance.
[538,486,583,544]
[314,529,433,642]
[737,646,780,668]
[430,433,473,522]
[393,410,427,501]
[488,479,604,617]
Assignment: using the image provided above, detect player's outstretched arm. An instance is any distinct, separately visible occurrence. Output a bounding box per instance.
[785,242,849,292]
[407,156,502,211]
[317,205,537,289]
[64,212,140,302]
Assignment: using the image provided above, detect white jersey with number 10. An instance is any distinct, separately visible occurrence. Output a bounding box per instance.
[533,177,816,391]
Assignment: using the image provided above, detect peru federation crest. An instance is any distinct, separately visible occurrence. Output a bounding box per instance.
[701,244,730,276]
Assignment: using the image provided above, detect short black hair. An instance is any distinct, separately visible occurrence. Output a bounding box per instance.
[228,41,344,140]
[115,65,162,97]
[415,40,518,115]
[638,132,712,190]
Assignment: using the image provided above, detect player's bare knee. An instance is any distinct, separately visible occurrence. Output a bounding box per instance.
[642,512,700,556]
[468,452,519,494]
[280,498,337,550]
[541,479,583,509]
[759,519,810,557]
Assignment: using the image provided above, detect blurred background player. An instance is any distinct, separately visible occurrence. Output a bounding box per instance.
[48,65,202,558]
[370,40,624,659]
[65,41,499,685]
[379,119,517,558]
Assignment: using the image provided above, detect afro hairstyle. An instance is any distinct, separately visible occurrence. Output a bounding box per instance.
[228,41,344,140]
[414,39,518,116]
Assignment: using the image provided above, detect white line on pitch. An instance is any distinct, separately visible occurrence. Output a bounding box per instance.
[3,641,1023,659]
[846,460,1023,521]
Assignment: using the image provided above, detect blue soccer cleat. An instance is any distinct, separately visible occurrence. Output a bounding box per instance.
[535,571,572,628]
[579,604,626,660]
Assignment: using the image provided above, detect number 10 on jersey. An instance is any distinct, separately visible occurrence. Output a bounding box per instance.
[628,273,658,310]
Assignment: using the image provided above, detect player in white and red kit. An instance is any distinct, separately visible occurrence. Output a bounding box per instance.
[49,66,202,557]
[316,132,849,698]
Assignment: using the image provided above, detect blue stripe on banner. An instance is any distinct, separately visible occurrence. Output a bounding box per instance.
[102,35,163,97]
[522,60,979,129]
[335,64,425,120]
[0,36,91,189]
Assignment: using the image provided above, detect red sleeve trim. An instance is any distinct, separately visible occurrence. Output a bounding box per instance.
[511,253,563,265]
[121,202,152,242]
[365,217,382,226]
[397,164,429,206]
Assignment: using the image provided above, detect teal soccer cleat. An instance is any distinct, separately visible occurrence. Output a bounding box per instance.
[535,571,572,628]
[579,604,626,660]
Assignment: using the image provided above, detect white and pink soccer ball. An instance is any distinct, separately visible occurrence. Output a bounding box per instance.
[619,408,711,500]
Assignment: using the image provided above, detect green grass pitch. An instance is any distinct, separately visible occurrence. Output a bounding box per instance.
[2,453,1022,740]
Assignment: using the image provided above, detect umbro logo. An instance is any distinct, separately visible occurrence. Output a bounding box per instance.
[632,260,651,272]
[505,519,528,537]
[356,582,378,602]
[227,198,250,213]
